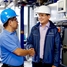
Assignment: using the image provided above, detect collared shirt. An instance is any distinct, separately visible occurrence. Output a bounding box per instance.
[40,22,50,59]
[0,29,24,66]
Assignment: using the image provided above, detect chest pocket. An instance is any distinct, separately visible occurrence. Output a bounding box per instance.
[47,29,54,36]
[33,33,39,40]
[47,33,54,36]
[33,31,39,42]
[46,29,55,41]
[32,29,39,39]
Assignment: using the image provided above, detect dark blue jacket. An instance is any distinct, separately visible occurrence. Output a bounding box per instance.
[26,20,61,67]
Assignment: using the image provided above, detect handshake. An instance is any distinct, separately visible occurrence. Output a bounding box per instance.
[28,48,35,56]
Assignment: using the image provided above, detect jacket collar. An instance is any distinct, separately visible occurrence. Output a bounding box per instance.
[34,20,56,29]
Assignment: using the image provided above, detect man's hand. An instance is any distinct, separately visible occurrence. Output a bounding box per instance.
[28,48,35,56]
[52,65,56,67]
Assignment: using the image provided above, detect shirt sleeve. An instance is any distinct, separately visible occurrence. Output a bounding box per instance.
[53,28,61,67]
[2,36,19,52]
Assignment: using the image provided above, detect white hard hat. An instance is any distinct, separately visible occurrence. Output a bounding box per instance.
[36,5,51,14]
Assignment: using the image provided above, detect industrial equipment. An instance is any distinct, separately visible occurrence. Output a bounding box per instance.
[57,0,67,13]
[56,21,67,67]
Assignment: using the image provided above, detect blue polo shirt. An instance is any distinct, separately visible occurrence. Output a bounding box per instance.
[0,29,24,66]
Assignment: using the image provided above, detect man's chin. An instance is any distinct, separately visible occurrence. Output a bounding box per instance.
[40,22,44,24]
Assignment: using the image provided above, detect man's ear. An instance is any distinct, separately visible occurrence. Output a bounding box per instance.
[8,20,12,26]
[48,15,50,19]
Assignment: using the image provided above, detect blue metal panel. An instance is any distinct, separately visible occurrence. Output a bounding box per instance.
[53,0,58,3]
[4,0,12,2]
[4,0,8,2]
[20,6,24,48]
[26,0,36,5]
[27,0,36,3]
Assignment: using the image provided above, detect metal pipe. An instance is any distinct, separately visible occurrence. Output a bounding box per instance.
[0,1,5,9]
[7,0,11,5]
[6,2,14,8]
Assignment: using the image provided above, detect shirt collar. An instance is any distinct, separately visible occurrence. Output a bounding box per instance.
[3,29,16,35]
[40,22,50,28]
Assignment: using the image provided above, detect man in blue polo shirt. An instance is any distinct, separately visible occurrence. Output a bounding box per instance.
[0,8,35,67]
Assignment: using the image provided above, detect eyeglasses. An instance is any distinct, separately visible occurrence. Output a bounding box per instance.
[13,18,18,21]
[10,17,18,22]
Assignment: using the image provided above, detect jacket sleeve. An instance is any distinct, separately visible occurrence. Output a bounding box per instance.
[53,28,61,67]
[25,27,34,49]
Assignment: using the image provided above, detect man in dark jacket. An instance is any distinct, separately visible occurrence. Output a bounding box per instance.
[26,5,61,67]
